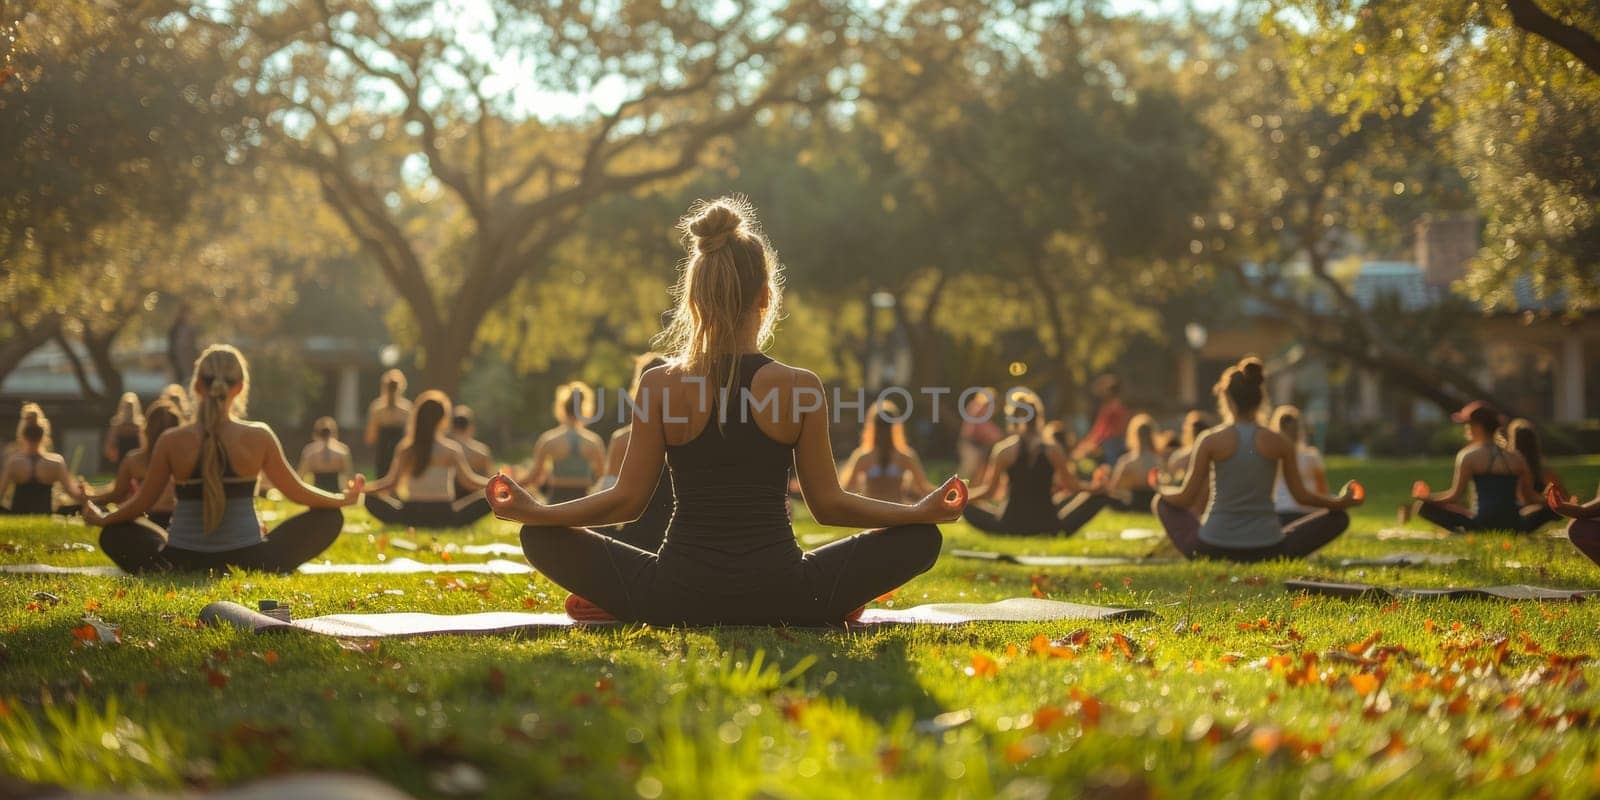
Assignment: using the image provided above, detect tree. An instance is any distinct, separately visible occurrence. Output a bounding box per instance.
[0,0,249,394]
[221,0,964,394]
[1266,0,1600,307]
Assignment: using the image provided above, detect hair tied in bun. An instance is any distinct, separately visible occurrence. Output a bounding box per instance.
[698,233,731,254]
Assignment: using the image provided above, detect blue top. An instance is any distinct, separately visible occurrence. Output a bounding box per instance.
[550,428,594,481]
[1199,423,1284,548]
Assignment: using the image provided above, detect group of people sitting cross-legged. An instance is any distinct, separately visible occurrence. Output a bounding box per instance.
[11,195,1599,625]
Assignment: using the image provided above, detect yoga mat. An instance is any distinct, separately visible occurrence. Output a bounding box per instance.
[0,563,126,576]
[1331,553,1469,568]
[457,542,525,557]
[1375,528,1450,541]
[1286,580,1599,602]
[199,597,1153,637]
[1,558,533,577]
[949,548,1178,567]
[298,557,533,575]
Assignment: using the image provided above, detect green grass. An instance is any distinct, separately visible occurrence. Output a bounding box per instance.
[3,457,1600,798]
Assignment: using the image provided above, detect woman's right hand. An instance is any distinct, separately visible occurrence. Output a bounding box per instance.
[487,474,546,525]
[1336,480,1365,509]
[81,500,108,527]
[1411,480,1431,501]
[911,476,967,523]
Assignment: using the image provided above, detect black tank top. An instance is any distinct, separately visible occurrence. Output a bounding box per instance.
[174,452,257,500]
[313,472,342,493]
[375,424,405,478]
[1472,445,1520,528]
[10,455,54,514]
[115,433,142,462]
[660,354,800,590]
[1001,440,1059,529]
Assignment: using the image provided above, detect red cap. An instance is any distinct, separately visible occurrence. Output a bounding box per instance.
[1451,401,1500,430]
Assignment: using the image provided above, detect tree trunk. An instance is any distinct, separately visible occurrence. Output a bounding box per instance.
[0,314,62,392]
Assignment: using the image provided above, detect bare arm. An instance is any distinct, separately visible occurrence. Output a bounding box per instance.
[0,462,11,502]
[1047,444,1085,493]
[967,442,1012,503]
[838,449,865,493]
[489,380,667,526]
[85,438,178,525]
[450,445,490,492]
[521,435,552,487]
[1161,434,1213,509]
[1280,439,1356,509]
[260,427,360,508]
[90,457,138,504]
[792,371,962,528]
[364,448,411,495]
[1429,451,1472,504]
[602,430,628,479]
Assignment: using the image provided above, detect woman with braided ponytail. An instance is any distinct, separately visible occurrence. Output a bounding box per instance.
[487,196,965,626]
[1154,357,1359,562]
[82,345,361,573]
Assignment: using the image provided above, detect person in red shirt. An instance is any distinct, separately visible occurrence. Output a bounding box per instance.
[1073,374,1129,465]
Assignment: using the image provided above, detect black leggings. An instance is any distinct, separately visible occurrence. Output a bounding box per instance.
[364,494,491,529]
[98,508,343,574]
[1414,500,1550,533]
[521,523,942,626]
[962,503,1065,536]
[1154,496,1349,562]
[1570,519,1600,568]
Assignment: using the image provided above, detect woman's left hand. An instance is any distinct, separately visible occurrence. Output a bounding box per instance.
[341,475,366,507]
[912,476,967,523]
[487,474,545,524]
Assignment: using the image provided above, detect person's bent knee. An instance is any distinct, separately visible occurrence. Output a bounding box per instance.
[899,523,943,573]
[1570,518,1600,543]
[519,524,568,555]
[1323,508,1350,533]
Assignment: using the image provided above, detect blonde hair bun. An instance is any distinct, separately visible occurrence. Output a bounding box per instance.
[689,203,742,253]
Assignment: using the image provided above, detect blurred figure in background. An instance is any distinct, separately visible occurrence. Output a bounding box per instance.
[597,354,674,552]
[447,405,493,499]
[1053,413,1161,535]
[88,401,183,527]
[1155,357,1358,561]
[523,382,606,504]
[365,369,411,480]
[1165,410,1211,484]
[1270,406,1327,526]
[1508,418,1564,529]
[1,408,84,514]
[1074,374,1129,465]
[84,345,359,573]
[364,390,492,528]
[1412,402,1547,533]
[298,417,352,494]
[957,389,1003,481]
[839,400,934,503]
[965,389,1096,535]
[103,392,144,466]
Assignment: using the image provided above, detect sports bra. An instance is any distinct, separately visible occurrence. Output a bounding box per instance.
[1471,445,1520,526]
[865,455,905,480]
[550,428,594,481]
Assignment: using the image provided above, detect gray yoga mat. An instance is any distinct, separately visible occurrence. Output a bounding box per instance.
[949,548,1177,567]
[199,596,1154,637]
[1329,552,1468,568]
[1,557,533,577]
[1286,579,1599,602]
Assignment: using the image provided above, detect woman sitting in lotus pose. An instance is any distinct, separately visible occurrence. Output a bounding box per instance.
[1,408,85,515]
[487,197,964,626]
[364,391,493,529]
[83,345,360,573]
[87,400,184,527]
[1154,357,1359,562]
[1411,402,1548,533]
[963,390,1098,536]
[838,400,934,503]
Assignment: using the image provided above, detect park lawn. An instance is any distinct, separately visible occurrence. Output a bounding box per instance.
[3,457,1600,798]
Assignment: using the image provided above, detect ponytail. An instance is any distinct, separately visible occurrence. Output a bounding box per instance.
[1005,389,1046,466]
[191,345,249,535]
[655,196,784,404]
[405,391,451,477]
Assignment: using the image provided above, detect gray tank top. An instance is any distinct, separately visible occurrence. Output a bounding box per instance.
[1199,423,1284,548]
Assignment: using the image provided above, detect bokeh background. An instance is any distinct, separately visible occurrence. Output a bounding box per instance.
[3,0,1597,469]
